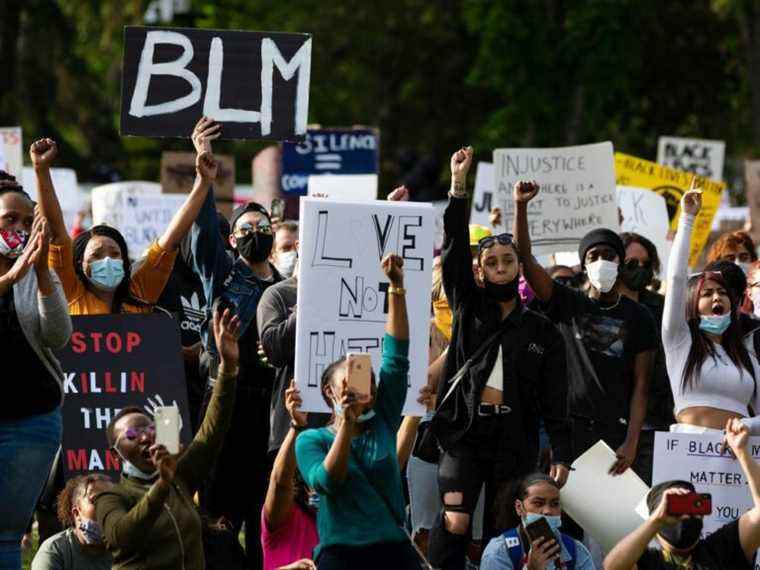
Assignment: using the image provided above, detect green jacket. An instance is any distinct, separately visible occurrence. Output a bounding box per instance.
[95,369,236,570]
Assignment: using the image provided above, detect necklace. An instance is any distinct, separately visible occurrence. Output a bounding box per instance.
[597,294,621,311]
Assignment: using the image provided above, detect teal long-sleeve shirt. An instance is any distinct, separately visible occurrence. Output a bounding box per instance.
[295,334,410,558]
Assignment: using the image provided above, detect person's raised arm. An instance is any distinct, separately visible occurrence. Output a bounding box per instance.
[662,184,700,349]
[441,147,476,309]
[726,418,760,560]
[157,151,217,252]
[396,384,435,471]
[512,181,554,302]
[604,488,691,570]
[29,139,67,245]
[264,380,308,530]
[176,306,239,490]
[318,379,362,486]
[384,253,408,341]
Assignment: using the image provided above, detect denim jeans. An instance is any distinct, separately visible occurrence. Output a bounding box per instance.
[0,408,61,570]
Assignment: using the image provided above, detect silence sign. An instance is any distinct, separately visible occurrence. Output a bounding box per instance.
[121,26,312,140]
[58,314,191,481]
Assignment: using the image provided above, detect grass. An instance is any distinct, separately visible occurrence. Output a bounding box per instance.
[21,527,39,570]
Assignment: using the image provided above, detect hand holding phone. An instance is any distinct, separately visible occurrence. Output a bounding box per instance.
[154,406,180,455]
[346,353,372,403]
[524,517,560,570]
[666,492,712,516]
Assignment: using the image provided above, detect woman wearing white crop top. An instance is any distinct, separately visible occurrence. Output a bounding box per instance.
[663,183,760,433]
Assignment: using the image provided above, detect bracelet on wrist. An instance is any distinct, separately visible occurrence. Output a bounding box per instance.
[388,286,406,296]
[291,421,307,432]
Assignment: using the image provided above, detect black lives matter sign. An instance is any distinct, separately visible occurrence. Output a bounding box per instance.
[121,26,312,140]
[58,314,191,480]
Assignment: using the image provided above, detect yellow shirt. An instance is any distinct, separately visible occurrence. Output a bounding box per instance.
[48,236,178,316]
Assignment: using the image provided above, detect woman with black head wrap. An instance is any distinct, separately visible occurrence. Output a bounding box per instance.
[30,135,219,315]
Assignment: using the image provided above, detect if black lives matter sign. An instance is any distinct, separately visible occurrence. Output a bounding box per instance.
[58,314,191,480]
[121,26,312,140]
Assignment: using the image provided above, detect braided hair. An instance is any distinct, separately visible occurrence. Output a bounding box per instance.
[73,225,148,313]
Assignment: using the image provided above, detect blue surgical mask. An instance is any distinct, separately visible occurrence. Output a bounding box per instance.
[699,313,731,336]
[307,493,320,510]
[87,257,125,291]
[78,519,104,545]
[332,399,375,423]
[524,512,562,532]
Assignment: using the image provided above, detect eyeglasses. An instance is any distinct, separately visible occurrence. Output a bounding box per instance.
[477,233,514,255]
[555,275,581,288]
[119,424,155,443]
[235,220,272,237]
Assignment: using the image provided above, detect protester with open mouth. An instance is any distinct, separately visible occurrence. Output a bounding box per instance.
[663,181,760,435]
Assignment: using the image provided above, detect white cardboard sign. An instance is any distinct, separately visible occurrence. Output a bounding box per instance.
[617,185,672,271]
[307,174,378,201]
[0,127,22,178]
[23,167,83,232]
[493,142,618,255]
[657,136,726,182]
[471,162,496,229]
[653,432,760,541]
[91,182,184,257]
[561,440,650,553]
[295,198,433,415]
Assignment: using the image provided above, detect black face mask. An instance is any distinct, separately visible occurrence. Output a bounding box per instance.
[236,232,273,263]
[659,518,703,550]
[620,260,654,292]
[483,275,520,302]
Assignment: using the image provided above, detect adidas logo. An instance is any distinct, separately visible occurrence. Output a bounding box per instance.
[181,293,206,323]
[527,342,545,355]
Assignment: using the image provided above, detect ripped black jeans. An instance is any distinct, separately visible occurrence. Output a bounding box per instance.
[428,414,531,570]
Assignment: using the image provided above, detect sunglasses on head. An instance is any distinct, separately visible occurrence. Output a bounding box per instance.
[689,270,723,280]
[477,233,514,255]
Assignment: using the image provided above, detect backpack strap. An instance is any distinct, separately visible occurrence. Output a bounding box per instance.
[560,533,577,569]
[501,527,524,569]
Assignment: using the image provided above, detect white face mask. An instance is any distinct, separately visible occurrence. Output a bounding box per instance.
[586,259,619,293]
[275,250,298,278]
[736,261,751,276]
[752,290,760,319]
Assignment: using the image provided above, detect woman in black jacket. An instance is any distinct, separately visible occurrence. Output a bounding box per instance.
[427,148,572,570]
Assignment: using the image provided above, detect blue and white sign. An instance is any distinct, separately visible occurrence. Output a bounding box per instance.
[281,128,379,195]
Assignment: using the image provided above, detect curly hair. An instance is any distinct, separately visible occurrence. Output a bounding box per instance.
[56,474,111,527]
[706,231,757,264]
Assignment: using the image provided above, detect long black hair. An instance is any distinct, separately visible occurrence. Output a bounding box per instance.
[682,271,756,397]
[73,225,148,314]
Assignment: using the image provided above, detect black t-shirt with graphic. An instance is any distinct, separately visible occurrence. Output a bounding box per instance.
[637,520,753,570]
[157,255,207,347]
[545,283,657,424]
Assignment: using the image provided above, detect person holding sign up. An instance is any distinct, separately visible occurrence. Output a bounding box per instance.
[31,137,219,315]
[294,253,421,569]
[662,184,760,434]
[94,306,240,570]
[605,418,760,569]
[427,148,572,570]
[514,182,657,479]
[188,117,284,568]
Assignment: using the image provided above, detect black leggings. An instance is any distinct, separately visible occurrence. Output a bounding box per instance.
[317,541,420,570]
[428,415,527,570]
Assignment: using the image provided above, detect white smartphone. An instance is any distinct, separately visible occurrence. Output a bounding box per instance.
[154,406,180,454]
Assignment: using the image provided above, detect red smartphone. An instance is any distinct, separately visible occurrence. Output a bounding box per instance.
[667,492,712,516]
[346,353,372,403]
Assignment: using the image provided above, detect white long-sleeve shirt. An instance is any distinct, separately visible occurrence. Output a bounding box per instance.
[662,213,760,432]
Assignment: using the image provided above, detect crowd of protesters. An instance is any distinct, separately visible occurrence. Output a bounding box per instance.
[0,120,759,570]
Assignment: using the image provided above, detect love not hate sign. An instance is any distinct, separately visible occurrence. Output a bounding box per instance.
[294,198,433,416]
[121,26,311,140]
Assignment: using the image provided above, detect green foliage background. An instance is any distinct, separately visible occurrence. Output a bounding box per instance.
[1,0,758,199]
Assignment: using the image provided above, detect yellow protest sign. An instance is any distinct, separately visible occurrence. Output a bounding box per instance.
[615,153,724,267]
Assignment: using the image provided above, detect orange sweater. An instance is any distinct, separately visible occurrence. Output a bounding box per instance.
[48,236,177,315]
